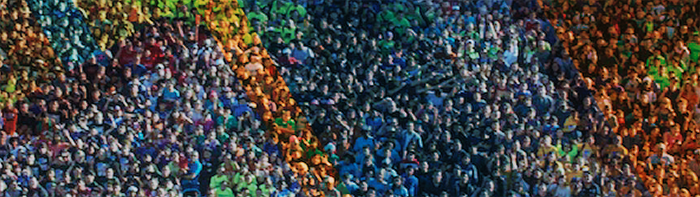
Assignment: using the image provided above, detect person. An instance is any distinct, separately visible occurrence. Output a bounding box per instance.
[214,181,234,197]
[648,143,675,167]
[577,172,601,197]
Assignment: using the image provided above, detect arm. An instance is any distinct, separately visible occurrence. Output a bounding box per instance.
[406,108,417,122]
[61,127,77,147]
[387,83,407,95]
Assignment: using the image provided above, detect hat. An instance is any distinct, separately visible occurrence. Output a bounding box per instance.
[128,186,138,192]
[324,143,336,153]
[156,64,164,70]
[517,91,532,97]
[282,48,292,55]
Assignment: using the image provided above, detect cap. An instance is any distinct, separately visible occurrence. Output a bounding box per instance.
[324,143,336,153]
[215,59,225,65]
[517,91,532,97]
[156,64,164,70]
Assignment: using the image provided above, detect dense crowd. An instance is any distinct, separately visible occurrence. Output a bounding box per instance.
[542,0,700,196]
[0,0,320,196]
[0,0,676,196]
[248,0,639,196]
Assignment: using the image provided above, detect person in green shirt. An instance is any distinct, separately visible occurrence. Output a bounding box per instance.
[391,12,411,36]
[271,0,293,16]
[210,166,230,190]
[231,167,247,186]
[246,4,268,25]
[280,19,297,44]
[690,35,700,63]
[235,174,259,197]
[275,110,296,132]
[214,181,235,197]
[286,2,306,20]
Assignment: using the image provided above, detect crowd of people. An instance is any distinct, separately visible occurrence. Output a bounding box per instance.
[542,0,700,196]
[0,0,328,196]
[246,0,644,196]
[4,0,689,196]
[28,0,104,67]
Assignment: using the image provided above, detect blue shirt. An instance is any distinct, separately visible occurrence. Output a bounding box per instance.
[366,117,383,133]
[126,63,148,77]
[403,175,419,197]
[392,186,409,197]
[353,136,375,153]
[232,104,253,117]
[220,96,236,109]
[188,160,203,179]
[338,162,361,178]
[162,89,180,101]
[368,178,388,194]
[400,131,422,152]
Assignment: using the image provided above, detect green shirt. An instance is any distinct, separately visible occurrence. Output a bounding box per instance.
[377,10,395,23]
[247,11,268,24]
[645,21,655,33]
[232,173,244,185]
[391,18,410,36]
[275,117,296,130]
[287,4,306,18]
[215,187,235,197]
[235,181,258,196]
[4,78,16,93]
[379,39,396,54]
[272,0,293,15]
[281,26,296,43]
[210,174,230,189]
[557,143,579,163]
[690,42,700,63]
